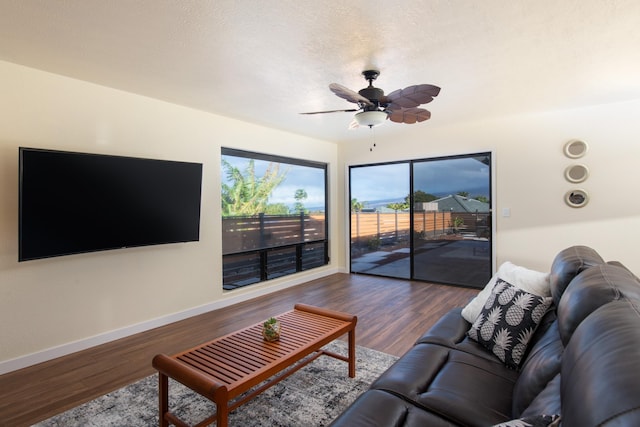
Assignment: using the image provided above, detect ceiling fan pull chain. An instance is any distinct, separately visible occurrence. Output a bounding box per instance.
[369,127,377,152]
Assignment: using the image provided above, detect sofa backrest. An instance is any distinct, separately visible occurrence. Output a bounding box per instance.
[548,245,604,307]
[556,262,640,345]
[561,299,640,425]
[515,248,638,420]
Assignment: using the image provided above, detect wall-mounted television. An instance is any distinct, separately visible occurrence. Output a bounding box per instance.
[19,147,203,262]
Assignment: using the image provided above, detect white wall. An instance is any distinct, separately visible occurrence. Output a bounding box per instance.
[2,58,638,374]
[341,99,640,273]
[0,61,343,372]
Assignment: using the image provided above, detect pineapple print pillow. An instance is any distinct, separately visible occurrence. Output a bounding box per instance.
[467,278,553,369]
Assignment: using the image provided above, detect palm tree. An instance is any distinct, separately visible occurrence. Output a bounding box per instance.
[351,198,365,212]
[221,158,288,216]
[386,202,408,212]
[293,189,308,213]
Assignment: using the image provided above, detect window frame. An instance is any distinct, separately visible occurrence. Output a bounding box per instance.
[221,148,329,290]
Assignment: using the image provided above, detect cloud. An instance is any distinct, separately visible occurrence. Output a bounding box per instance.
[350,156,490,203]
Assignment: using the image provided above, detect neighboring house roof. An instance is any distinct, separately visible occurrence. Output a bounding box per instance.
[433,194,490,213]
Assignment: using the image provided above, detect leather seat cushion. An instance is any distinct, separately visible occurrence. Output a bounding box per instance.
[328,389,457,427]
[371,343,518,426]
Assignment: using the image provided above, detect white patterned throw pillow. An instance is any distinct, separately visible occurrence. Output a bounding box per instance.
[468,278,553,369]
[461,262,550,323]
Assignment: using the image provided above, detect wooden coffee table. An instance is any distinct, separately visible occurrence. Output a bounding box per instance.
[152,304,357,427]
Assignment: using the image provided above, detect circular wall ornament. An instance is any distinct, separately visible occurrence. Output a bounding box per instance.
[564,164,589,183]
[565,189,589,208]
[564,139,588,159]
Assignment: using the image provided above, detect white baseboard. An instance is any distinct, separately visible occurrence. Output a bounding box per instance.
[0,266,344,375]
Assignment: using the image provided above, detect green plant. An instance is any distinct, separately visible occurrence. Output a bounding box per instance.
[263,317,281,341]
[367,237,381,250]
[221,158,289,216]
[452,217,464,229]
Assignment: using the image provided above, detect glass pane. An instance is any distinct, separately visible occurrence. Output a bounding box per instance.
[412,154,491,287]
[223,252,261,290]
[301,241,326,271]
[349,163,410,279]
[266,247,296,279]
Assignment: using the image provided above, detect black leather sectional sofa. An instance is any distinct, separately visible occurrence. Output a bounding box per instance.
[330,246,640,426]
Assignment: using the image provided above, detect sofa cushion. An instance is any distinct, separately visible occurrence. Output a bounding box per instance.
[511,319,563,417]
[468,279,552,368]
[462,261,550,323]
[520,374,562,419]
[371,343,518,426]
[548,245,604,306]
[416,307,470,347]
[416,307,517,364]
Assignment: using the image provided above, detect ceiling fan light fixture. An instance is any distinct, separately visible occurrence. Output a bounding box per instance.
[301,70,439,127]
[354,110,387,127]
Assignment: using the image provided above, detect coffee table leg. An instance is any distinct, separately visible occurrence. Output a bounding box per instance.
[158,373,169,427]
[348,328,356,378]
[217,398,229,427]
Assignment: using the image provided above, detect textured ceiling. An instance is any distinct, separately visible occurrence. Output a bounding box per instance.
[1,0,639,143]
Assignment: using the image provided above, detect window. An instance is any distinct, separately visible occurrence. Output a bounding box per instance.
[221,148,328,290]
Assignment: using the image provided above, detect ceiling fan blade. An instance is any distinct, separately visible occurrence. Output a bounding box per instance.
[300,108,359,115]
[388,107,431,124]
[386,84,441,109]
[329,83,374,106]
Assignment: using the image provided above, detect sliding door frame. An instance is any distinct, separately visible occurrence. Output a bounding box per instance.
[347,151,495,288]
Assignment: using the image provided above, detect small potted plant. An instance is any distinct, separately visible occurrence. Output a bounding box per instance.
[262,317,281,342]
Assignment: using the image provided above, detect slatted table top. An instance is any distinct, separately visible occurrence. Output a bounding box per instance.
[172,305,355,398]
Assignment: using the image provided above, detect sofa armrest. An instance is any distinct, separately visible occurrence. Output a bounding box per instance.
[415,307,470,347]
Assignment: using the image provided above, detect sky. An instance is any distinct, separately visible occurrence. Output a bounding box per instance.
[222,153,490,211]
[221,154,326,209]
[350,156,491,204]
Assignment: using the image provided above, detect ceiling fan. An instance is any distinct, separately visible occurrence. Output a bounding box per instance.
[301,70,440,128]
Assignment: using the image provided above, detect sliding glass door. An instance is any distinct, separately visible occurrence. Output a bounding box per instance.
[412,154,492,287]
[349,153,492,288]
[350,163,410,279]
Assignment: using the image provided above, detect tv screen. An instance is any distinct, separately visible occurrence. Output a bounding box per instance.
[19,147,203,261]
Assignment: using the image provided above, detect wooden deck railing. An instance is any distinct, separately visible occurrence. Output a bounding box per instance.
[222,213,326,255]
[351,210,490,245]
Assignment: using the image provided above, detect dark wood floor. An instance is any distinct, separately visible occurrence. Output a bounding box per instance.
[0,273,478,426]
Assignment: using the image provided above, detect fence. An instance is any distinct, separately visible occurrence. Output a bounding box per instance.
[222,213,326,255]
[351,210,490,247]
[222,210,489,254]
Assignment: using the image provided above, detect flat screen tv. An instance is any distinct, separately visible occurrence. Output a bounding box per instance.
[19,147,203,262]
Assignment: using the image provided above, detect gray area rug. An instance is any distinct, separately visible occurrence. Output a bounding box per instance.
[34,341,398,426]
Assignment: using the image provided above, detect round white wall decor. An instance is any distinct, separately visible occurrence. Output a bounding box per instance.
[564,164,589,183]
[565,189,589,208]
[564,139,588,159]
